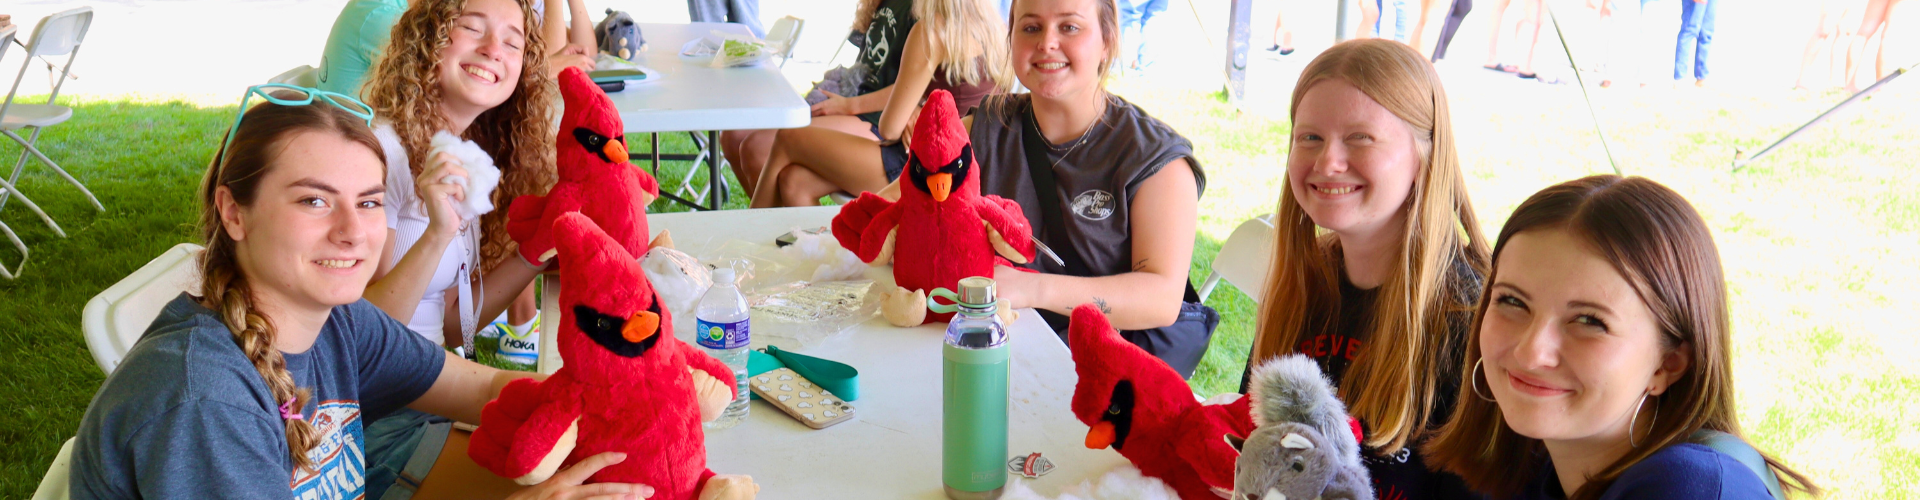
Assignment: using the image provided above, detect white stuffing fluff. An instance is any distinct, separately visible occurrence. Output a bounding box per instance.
[642,246,712,323]
[429,131,502,220]
[1000,465,1182,500]
[783,229,868,282]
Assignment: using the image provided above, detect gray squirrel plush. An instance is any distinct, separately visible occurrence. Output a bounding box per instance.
[1224,354,1373,500]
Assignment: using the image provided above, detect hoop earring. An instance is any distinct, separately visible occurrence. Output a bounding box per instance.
[1470,358,1496,402]
[1628,391,1658,448]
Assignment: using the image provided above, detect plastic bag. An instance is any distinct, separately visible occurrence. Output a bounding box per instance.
[748,280,879,349]
[679,30,778,68]
[641,246,710,325]
[688,228,880,347]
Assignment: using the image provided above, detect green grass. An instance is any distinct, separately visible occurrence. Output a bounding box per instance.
[3,80,1918,498]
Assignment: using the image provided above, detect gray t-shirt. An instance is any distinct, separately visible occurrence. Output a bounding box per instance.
[972,93,1207,277]
[71,293,445,500]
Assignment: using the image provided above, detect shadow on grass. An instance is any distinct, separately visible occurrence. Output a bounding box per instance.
[0,97,228,496]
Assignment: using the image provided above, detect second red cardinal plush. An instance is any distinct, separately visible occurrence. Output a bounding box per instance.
[1069,304,1256,499]
[832,89,1035,326]
[506,66,666,266]
[468,212,758,500]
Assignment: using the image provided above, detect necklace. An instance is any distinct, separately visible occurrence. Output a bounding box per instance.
[1029,96,1105,167]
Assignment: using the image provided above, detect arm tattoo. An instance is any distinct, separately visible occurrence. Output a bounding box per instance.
[1131,258,1150,272]
[1093,297,1112,314]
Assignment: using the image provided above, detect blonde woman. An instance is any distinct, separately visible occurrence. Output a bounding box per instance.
[1424,175,1818,500]
[721,0,913,197]
[751,0,1010,207]
[69,94,650,500]
[360,0,557,354]
[1245,39,1489,499]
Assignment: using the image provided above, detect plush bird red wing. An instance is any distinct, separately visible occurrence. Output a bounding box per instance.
[473,213,754,499]
[1068,304,1248,499]
[506,66,661,268]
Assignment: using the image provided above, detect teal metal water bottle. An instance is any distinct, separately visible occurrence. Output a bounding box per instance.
[932,277,1008,499]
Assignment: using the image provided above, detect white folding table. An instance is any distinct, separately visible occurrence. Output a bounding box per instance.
[611,22,811,211]
[537,207,1131,498]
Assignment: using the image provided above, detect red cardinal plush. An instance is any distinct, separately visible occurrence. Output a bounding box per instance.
[831,89,1035,326]
[506,66,664,266]
[1069,304,1257,499]
[468,212,758,500]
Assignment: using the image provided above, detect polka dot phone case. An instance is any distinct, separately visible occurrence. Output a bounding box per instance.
[750,367,857,429]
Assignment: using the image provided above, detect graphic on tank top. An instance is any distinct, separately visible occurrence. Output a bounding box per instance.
[859,7,900,89]
[1070,190,1116,221]
[288,400,366,500]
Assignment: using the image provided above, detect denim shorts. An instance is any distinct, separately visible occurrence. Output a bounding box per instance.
[364,409,455,500]
[869,121,909,182]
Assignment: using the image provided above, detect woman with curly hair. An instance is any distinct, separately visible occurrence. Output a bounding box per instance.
[359,0,556,358]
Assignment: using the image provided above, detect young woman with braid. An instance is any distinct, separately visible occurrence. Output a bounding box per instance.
[69,97,651,500]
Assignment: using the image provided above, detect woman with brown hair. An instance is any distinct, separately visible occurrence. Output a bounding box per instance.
[1243,38,1488,499]
[359,0,557,356]
[68,93,649,500]
[1423,175,1818,500]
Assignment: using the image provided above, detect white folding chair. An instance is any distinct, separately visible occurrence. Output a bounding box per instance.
[766,16,805,67]
[1197,214,1276,303]
[0,23,49,280]
[29,437,75,500]
[0,8,101,232]
[268,64,320,87]
[81,243,204,375]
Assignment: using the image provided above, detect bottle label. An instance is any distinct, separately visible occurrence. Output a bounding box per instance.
[695,318,750,350]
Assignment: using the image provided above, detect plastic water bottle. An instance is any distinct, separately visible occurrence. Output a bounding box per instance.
[933,277,1008,499]
[696,267,751,430]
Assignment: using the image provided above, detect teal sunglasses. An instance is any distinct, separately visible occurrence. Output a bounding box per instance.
[216,83,376,169]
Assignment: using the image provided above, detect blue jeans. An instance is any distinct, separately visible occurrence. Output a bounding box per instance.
[364,409,454,500]
[1118,0,1169,69]
[1674,0,1717,80]
[1375,0,1411,42]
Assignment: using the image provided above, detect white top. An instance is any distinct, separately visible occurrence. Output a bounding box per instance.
[375,122,468,345]
[602,23,811,133]
[538,207,1133,498]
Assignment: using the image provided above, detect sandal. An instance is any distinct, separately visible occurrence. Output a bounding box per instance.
[1485,63,1520,73]
[1517,72,1538,79]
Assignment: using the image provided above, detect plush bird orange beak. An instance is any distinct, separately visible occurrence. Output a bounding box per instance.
[605,138,630,165]
[622,310,660,343]
[1085,421,1116,449]
[928,172,953,202]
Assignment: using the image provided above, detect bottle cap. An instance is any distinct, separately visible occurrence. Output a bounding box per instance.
[958,277,995,306]
[712,267,736,284]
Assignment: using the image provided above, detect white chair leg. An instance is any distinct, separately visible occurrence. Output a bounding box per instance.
[4,129,102,211]
[1197,272,1222,303]
[0,220,28,279]
[0,174,68,237]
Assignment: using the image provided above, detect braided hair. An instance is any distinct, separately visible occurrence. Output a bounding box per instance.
[198,94,385,471]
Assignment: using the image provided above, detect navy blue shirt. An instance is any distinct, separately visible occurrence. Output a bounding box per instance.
[1519,443,1775,500]
[71,293,445,500]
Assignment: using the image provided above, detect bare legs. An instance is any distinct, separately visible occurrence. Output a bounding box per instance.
[1272,6,1294,51]
[750,115,892,208]
[1484,0,1516,68]
[1411,0,1439,54]
[1846,0,1900,92]
[720,129,777,192]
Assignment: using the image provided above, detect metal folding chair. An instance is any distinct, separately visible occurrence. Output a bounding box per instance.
[0,8,101,231]
[0,23,56,279]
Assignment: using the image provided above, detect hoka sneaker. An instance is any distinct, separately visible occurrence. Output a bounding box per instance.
[481,321,512,340]
[497,315,541,367]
